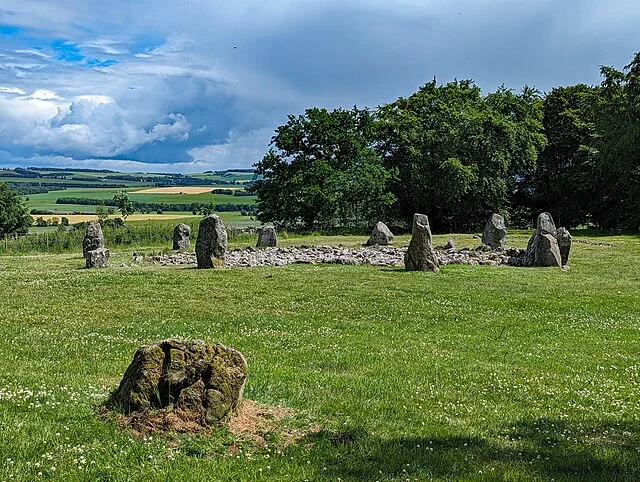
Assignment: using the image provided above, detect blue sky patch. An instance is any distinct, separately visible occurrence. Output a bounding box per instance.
[86,58,117,67]
[52,40,84,62]
[0,25,21,35]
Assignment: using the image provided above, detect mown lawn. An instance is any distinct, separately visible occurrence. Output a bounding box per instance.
[0,232,638,481]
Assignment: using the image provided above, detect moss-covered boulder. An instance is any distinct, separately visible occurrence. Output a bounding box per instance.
[108,339,247,425]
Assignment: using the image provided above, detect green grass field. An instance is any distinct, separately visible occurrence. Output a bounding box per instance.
[24,187,256,212]
[0,232,639,481]
[2,168,255,186]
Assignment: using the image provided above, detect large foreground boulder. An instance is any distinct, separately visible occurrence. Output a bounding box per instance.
[108,339,247,425]
[82,220,105,258]
[524,213,562,267]
[86,247,110,268]
[366,221,394,246]
[196,215,228,268]
[256,226,277,248]
[482,213,507,250]
[404,214,439,272]
[173,223,191,250]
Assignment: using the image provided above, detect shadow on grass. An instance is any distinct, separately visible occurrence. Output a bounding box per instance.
[306,418,640,481]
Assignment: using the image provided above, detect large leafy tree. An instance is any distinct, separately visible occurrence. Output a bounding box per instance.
[526,84,600,228]
[0,182,33,236]
[253,107,395,229]
[592,52,640,229]
[376,80,546,231]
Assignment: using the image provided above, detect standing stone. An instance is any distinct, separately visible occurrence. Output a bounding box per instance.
[196,215,228,268]
[481,213,507,250]
[107,339,247,426]
[86,247,110,268]
[555,227,572,266]
[173,223,191,250]
[404,214,440,272]
[537,212,557,235]
[366,221,394,246]
[524,212,561,267]
[82,220,105,258]
[256,226,277,248]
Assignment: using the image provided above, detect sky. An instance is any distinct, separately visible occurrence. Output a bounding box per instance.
[0,1,638,174]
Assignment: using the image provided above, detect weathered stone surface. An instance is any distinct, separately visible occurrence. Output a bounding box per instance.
[522,212,562,267]
[530,233,562,267]
[86,247,109,268]
[256,226,277,248]
[82,220,104,258]
[172,223,191,250]
[366,221,394,246]
[195,215,228,269]
[482,213,507,250]
[404,214,440,272]
[537,212,557,235]
[108,339,247,425]
[555,227,572,266]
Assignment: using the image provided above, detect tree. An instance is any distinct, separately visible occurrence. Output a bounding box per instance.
[95,205,110,224]
[376,80,546,231]
[253,107,395,229]
[113,192,134,220]
[199,199,216,216]
[0,182,32,235]
[592,52,640,229]
[526,84,600,228]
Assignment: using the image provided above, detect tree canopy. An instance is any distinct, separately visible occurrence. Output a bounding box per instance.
[0,182,33,236]
[254,52,640,232]
[253,107,395,229]
[376,80,546,231]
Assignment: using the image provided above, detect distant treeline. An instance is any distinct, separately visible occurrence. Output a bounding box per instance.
[10,184,53,195]
[55,197,257,213]
[25,167,116,173]
[30,209,92,215]
[211,188,255,196]
[205,168,255,174]
[9,181,127,192]
[105,174,249,186]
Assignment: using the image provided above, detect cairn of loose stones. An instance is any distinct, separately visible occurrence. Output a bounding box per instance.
[83,220,109,268]
[195,215,228,268]
[107,339,247,426]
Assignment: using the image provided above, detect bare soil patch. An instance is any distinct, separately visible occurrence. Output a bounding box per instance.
[98,399,315,447]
